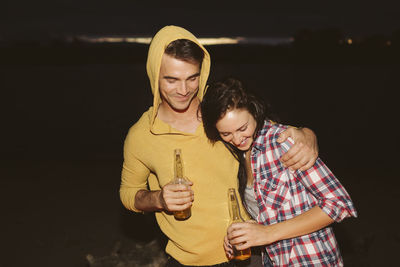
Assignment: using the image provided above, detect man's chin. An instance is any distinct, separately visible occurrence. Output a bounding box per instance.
[171,98,198,112]
[171,104,190,113]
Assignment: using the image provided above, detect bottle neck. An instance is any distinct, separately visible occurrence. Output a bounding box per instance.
[230,202,241,222]
[228,190,242,222]
[174,150,184,179]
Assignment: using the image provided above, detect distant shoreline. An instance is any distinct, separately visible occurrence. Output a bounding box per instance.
[1,43,399,65]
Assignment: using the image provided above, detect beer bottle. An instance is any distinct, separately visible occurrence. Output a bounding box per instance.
[227,188,251,260]
[172,149,191,220]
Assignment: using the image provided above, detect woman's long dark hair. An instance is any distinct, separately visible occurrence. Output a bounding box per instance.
[200,78,276,215]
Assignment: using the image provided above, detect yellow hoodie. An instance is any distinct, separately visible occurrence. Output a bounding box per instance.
[120,25,248,265]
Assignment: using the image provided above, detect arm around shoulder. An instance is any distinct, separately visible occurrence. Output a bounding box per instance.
[278,126,319,171]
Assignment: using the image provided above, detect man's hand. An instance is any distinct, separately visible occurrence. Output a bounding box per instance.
[159,181,194,213]
[277,127,318,171]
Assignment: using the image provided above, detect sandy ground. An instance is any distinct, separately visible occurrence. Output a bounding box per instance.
[2,159,166,267]
[2,158,398,267]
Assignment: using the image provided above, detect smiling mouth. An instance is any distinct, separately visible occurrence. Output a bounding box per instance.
[240,138,247,146]
[233,138,247,147]
[175,95,191,101]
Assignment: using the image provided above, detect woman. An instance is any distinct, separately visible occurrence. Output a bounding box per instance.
[200,78,357,266]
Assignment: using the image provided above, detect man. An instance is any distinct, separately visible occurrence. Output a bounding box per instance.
[120,25,318,266]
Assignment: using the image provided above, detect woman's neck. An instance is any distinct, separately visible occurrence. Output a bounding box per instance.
[244,150,253,185]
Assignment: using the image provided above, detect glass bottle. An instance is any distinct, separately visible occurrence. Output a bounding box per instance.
[172,149,191,220]
[228,188,251,260]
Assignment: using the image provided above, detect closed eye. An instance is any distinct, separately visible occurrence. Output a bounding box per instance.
[166,78,177,83]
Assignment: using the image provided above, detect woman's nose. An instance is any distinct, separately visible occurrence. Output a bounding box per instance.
[232,133,242,146]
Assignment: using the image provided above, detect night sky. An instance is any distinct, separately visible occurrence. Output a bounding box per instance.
[3,0,400,41]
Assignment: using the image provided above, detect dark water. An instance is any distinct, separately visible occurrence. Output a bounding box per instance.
[3,55,397,166]
[1,45,399,266]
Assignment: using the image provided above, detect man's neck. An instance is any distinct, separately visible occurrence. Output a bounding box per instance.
[157,98,201,134]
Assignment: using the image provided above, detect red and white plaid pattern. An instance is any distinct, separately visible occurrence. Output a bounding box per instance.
[251,121,357,266]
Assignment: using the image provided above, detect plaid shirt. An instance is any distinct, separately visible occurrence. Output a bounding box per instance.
[251,121,357,267]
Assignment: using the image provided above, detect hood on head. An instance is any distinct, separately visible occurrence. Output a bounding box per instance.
[146,25,211,127]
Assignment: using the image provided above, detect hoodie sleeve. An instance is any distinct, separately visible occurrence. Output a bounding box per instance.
[119,127,151,213]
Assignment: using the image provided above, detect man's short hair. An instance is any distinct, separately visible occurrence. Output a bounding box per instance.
[165,39,204,66]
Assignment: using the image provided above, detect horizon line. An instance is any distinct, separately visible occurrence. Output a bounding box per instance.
[72,35,294,46]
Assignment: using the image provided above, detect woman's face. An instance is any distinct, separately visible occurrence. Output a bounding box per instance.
[216,108,257,151]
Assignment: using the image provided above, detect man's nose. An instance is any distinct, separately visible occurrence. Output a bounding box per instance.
[177,81,188,95]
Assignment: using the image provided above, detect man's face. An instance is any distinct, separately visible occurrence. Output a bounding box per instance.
[158,53,201,112]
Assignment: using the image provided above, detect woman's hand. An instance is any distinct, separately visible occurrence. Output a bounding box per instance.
[223,235,234,260]
[277,127,318,171]
[227,221,276,251]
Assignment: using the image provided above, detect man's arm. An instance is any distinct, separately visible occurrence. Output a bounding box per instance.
[120,127,194,213]
[134,182,194,213]
[134,190,164,212]
[277,127,318,171]
[120,149,193,213]
[120,129,154,213]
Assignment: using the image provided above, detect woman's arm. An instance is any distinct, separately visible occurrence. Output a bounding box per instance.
[227,206,333,250]
[228,141,356,250]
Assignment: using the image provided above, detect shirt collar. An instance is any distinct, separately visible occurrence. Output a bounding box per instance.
[252,120,273,153]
